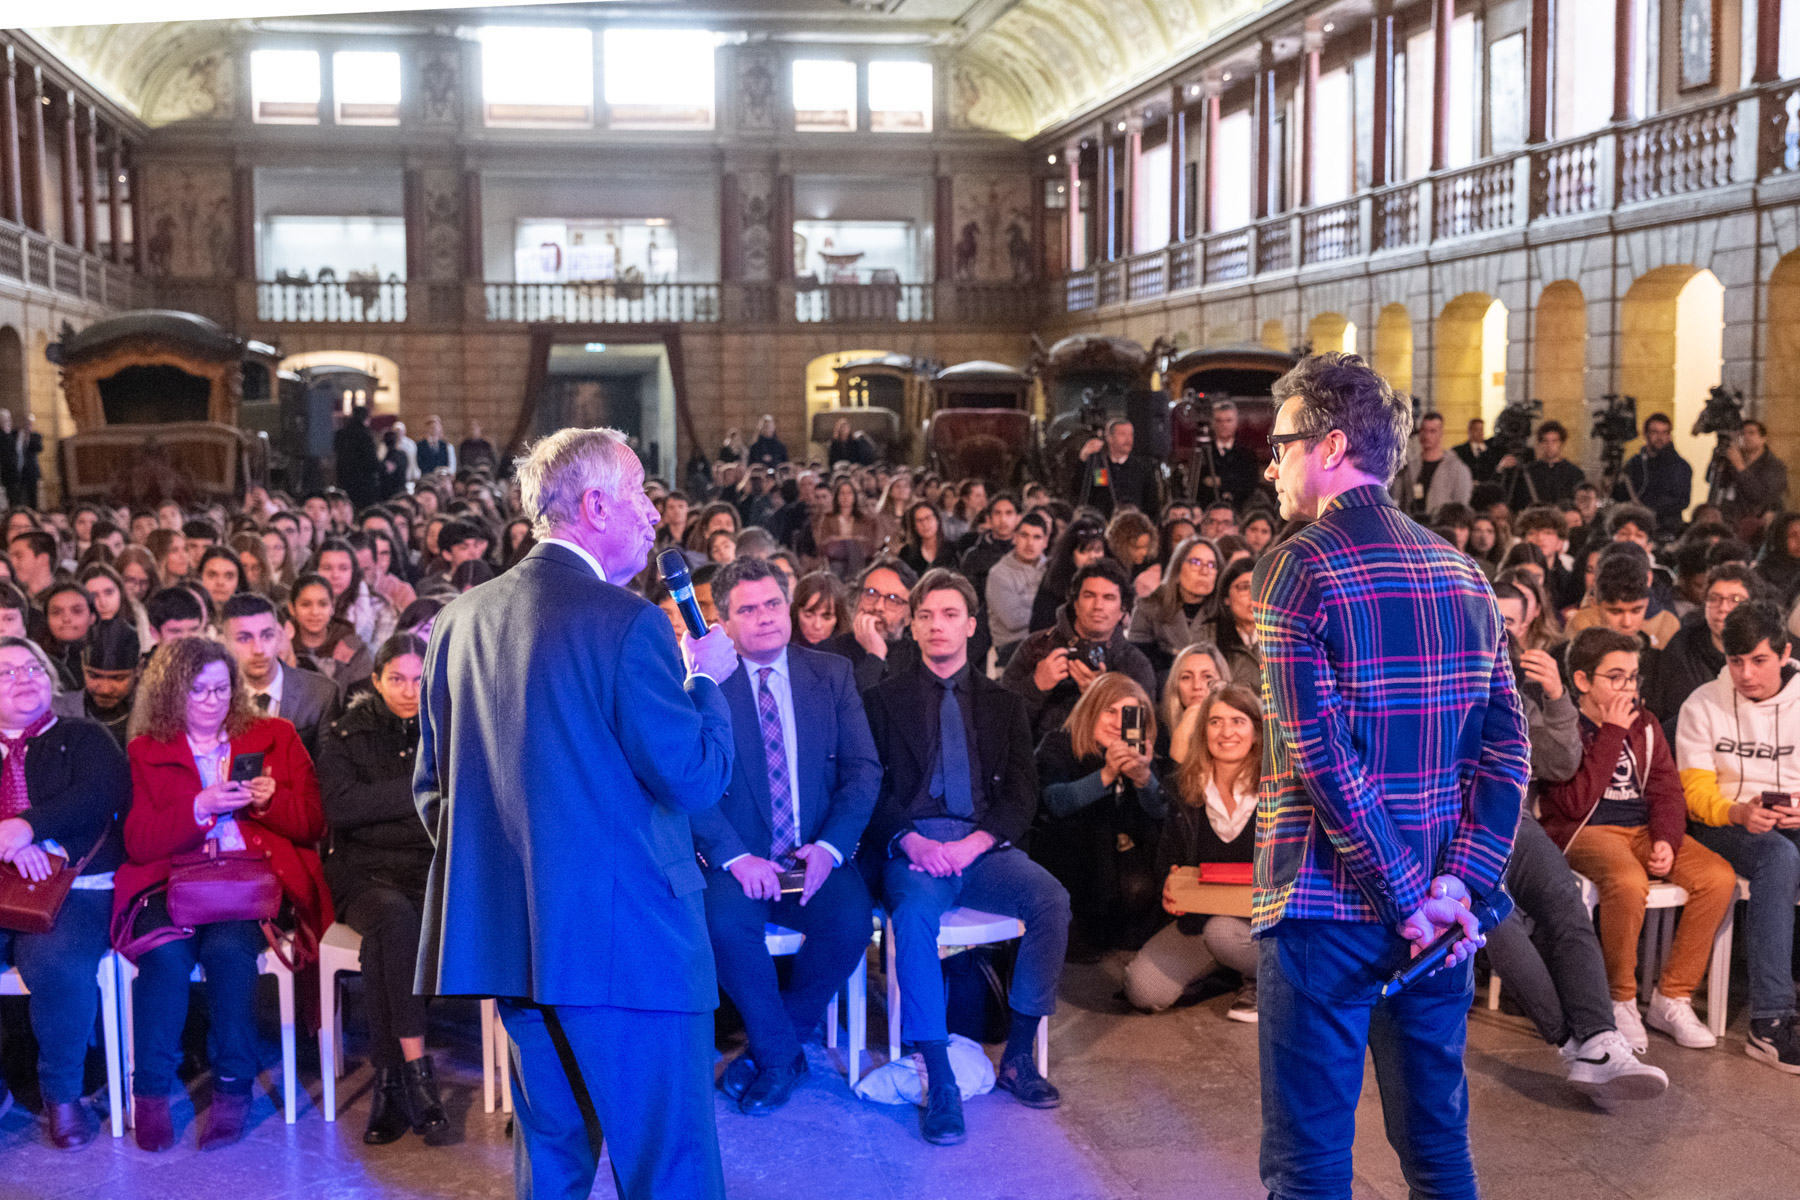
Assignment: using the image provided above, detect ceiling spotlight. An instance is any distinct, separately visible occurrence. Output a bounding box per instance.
[1115,120,1126,131]
[1047,153,1057,164]
[1323,21,1334,31]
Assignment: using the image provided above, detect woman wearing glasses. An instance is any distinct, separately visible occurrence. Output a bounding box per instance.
[1128,536,1222,675]
[114,637,329,1153]
[0,638,131,1149]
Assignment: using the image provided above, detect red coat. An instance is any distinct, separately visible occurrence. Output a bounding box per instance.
[112,717,332,966]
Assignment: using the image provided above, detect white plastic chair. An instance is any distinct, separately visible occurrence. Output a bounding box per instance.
[0,952,125,1137]
[120,941,297,1125]
[481,998,512,1115]
[883,906,1048,1076]
[764,922,868,1085]
[317,922,362,1122]
[1697,876,1758,1040]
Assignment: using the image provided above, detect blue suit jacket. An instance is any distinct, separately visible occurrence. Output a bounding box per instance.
[690,645,880,869]
[414,542,734,1011]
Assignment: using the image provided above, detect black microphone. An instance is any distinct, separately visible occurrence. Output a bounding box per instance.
[657,548,708,639]
[1380,924,1472,997]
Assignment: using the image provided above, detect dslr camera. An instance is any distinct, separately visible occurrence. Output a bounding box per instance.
[1066,638,1107,673]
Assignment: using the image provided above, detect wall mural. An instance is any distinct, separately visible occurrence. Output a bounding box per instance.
[140,163,236,279]
[417,45,460,125]
[951,174,1034,283]
[143,50,236,124]
[738,171,775,282]
[420,167,463,280]
[737,54,777,134]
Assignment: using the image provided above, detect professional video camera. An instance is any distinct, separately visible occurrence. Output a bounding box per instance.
[1691,384,1745,437]
[1491,397,1544,461]
[1591,393,1638,488]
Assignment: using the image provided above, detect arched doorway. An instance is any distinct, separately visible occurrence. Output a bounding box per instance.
[1374,303,1414,395]
[1765,252,1800,473]
[279,350,401,415]
[805,349,892,431]
[1306,312,1357,356]
[1620,266,1724,513]
[1534,281,1588,464]
[1434,293,1507,434]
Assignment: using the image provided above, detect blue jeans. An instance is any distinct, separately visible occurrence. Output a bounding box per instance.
[881,846,1070,1044]
[130,920,265,1097]
[0,890,113,1103]
[1259,920,1478,1200]
[1686,822,1800,1021]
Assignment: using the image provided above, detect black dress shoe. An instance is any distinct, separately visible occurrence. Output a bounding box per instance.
[365,1068,412,1145]
[46,1100,96,1150]
[403,1055,451,1146]
[995,1056,1061,1109]
[920,1081,966,1145]
[739,1051,808,1116]
[717,1054,758,1102]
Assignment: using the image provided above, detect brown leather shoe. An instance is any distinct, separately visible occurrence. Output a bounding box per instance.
[46,1100,96,1150]
[133,1094,175,1153]
[198,1090,251,1151]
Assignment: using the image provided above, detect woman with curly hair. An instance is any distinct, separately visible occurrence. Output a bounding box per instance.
[1107,509,1161,597]
[114,636,328,1152]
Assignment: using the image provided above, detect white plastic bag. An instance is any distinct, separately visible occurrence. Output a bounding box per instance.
[851,1033,995,1105]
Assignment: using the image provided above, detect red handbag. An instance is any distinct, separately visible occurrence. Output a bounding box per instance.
[165,839,281,927]
[0,832,107,935]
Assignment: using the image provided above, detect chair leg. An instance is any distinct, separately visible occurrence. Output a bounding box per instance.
[120,958,137,1129]
[826,991,839,1050]
[1487,972,1501,1011]
[319,966,338,1123]
[884,916,900,1066]
[1708,901,1736,1039]
[99,953,123,1139]
[490,1003,513,1115]
[275,962,297,1124]
[847,951,867,1088]
[480,997,496,1114]
[1035,1015,1048,1079]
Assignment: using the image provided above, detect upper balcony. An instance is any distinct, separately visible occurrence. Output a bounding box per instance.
[1057,81,1800,319]
[0,216,148,312]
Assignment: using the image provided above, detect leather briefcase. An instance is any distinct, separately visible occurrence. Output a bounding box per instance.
[166,840,281,927]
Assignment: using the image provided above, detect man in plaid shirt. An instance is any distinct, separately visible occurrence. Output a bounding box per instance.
[1253,355,1529,1200]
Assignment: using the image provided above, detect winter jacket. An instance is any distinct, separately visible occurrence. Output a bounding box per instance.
[1128,588,1217,662]
[1000,607,1157,740]
[1541,709,1687,852]
[318,692,428,904]
[1675,665,1800,827]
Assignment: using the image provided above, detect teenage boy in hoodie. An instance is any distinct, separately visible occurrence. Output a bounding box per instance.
[1677,600,1800,1072]
[1542,628,1737,1053]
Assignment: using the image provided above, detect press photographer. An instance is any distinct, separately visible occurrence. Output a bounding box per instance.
[1698,386,1789,539]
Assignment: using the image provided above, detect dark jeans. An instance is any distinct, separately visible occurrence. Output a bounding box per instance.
[881,846,1070,1044]
[499,1000,724,1200]
[1259,919,1478,1200]
[341,884,428,1070]
[702,859,871,1067]
[0,889,112,1104]
[1485,814,1615,1045]
[131,919,264,1097]
[1687,822,1800,1021]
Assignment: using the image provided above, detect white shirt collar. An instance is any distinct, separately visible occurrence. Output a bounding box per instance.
[540,537,608,583]
[743,646,791,685]
[1204,776,1257,844]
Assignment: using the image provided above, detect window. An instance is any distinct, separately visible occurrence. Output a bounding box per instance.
[868,61,931,132]
[604,29,716,130]
[252,49,321,124]
[793,59,856,132]
[1210,110,1251,231]
[1488,34,1526,154]
[1313,68,1352,204]
[480,27,594,128]
[334,51,401,125]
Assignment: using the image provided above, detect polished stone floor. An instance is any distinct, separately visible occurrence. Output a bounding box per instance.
[1,953,1797,1200]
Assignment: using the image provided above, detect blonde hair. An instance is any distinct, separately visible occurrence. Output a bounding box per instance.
[516,427,638,539]
[1162,640,1230,741]
[1174,685,1264,808]
[1063,671,1157,761]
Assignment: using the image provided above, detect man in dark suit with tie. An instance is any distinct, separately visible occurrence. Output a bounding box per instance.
[220,594,340,757]
[694,557,881,1114]
[415,428,739,1200]
[864,567,1070,1146]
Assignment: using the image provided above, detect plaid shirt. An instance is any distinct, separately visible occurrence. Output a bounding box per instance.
[1251,485,1528,933]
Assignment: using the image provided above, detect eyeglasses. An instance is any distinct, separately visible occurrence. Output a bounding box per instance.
[0,664,45,683]
[188,683,232,701]
[861,587,909,608]
[1593,671,1641,689]
[1267,431,1321,460]
[1183,557,1218,572]
[1705,593,1747,611]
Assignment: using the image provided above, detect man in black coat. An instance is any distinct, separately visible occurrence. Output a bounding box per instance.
[1615,412,1693,537]
[1000,559,1157,742]
[415,428,739,1200]
[693,558,880,1114]
[1076,418,1160,518]
[333,406,383,511]
[864,568,1070,1147]
[819,557,922,692]
[1196,401,1266,510]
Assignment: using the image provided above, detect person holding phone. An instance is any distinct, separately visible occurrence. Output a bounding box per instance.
[1541,628,1736,1054]
[1032,672,1165,955]
[115,636,327,1153]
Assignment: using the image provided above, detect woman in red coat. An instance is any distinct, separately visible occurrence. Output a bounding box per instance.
[112,635,329,1153]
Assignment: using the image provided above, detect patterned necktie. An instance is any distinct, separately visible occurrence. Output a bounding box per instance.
[0,711,55,819]
[758,668,798,862]
[935,677,975,819]
[255,693,272,713]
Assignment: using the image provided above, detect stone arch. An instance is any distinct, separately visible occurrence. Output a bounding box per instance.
[1434,293,1507,434]
[1373,303,1413,395]
[1306,312,1357,356]
[1765,252,1800,471]
[1620,265,1724,514]
[1534,281,1588,464]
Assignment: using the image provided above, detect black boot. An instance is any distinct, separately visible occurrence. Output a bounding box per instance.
[403,1054,452,1146]
[364,1068,412,1145]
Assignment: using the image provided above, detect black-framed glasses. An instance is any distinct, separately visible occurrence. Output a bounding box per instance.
[1267,431,1319,460]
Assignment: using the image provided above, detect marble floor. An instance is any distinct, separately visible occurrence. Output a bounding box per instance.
[1,954,1797,1200]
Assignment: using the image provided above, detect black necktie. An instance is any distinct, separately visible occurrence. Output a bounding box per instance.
[255,693,271,713]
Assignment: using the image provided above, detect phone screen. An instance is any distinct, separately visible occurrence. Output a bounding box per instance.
[229,752,265,784]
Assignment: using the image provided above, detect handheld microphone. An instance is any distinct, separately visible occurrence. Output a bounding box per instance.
[657,548,708,639]
[1380,924,1471,997]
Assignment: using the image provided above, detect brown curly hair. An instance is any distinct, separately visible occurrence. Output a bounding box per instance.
[128,635,257,744]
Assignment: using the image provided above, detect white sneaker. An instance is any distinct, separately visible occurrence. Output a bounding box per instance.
[1613,999,1648,1053]
[1646,990,1717,1048]
[1565,1030,1670,1109]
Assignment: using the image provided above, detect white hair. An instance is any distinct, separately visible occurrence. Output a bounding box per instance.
[516,427,638,539]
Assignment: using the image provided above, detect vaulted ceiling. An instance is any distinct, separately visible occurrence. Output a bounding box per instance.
[32,0,1273,139]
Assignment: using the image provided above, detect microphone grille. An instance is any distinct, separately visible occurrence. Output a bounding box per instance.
[657,547,690,585]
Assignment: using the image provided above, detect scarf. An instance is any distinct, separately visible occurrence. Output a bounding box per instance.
[0,711,57,819]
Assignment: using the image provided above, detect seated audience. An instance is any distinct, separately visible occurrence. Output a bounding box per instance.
[693,559,880,1115]
[1029,519,1107,633]
[312,537,398,649]
[863,569,1069,1146]
[898,502,957,576]
[39,581,95,692]
[52,619,139,747]
[1212,557,1263,691]
[1161,641,1229,762]
[115,546,159,607]
[222,593,340,757]
[1106,510,1161,597]
[986,511,1049,666]
[318,633,449,1145]
[818,557,921,692]
[1540,628,1735,1053]
[287,573,374,690]
[1002,559,1156,742]
[1128,536,1220,674]
[0,636,131,1148]
[116,636,329,1152]
[1655,565,1757,725]
[1123,685,1261,1017]
[196,546,247,616]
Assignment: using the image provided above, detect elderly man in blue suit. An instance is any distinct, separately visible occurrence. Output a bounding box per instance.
[694,556,881,1115]
[414,427,738,1200]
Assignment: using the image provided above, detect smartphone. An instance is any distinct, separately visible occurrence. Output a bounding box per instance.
[1120,704,1146,752]
[1762,791,1792,809]
[777,868,807,894]
[228,752,266,783]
